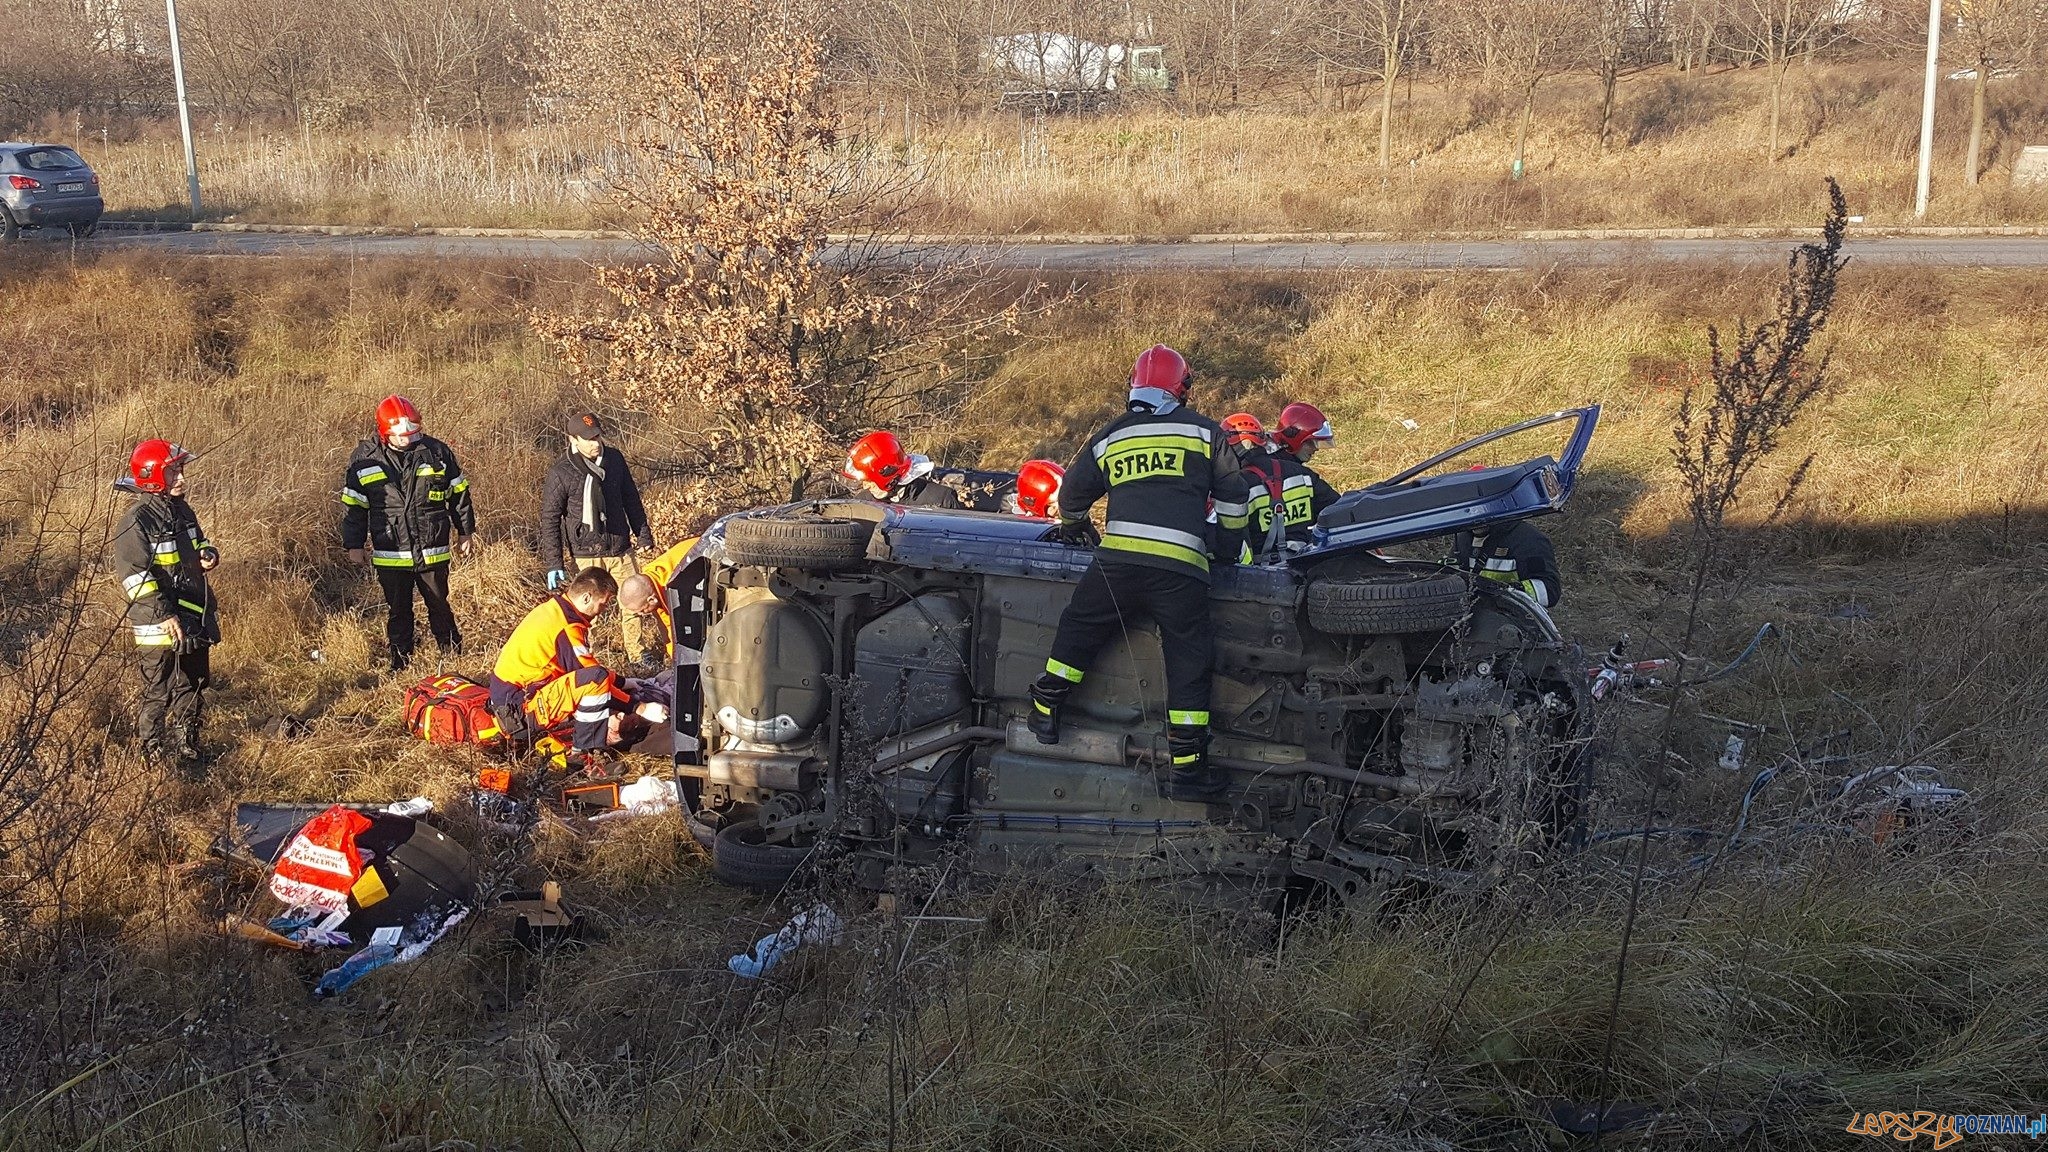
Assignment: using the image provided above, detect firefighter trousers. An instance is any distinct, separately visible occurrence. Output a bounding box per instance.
[138,643,210,755]
[377,564,461,671]
[1039,559,1214,723]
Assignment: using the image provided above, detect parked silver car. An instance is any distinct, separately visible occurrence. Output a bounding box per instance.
[1,142,103,240]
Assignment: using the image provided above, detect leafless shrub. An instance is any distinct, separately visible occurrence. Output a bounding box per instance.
[532,0,1043,515]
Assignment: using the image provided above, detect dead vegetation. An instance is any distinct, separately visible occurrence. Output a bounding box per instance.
[0,247,2044,1147]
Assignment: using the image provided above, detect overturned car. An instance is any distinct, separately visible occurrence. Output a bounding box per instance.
[666,408,1600,914]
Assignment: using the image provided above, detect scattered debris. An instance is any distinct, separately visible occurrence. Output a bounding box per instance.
[729,904,845,979]
[499,882,583,948]
[589,775,681,822]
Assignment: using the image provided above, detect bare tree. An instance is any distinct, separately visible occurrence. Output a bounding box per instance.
[178,0,324,119]
[1318,0,1431,171]
[361,0,532,122]
[1445,0,1593,177]
[1732,0,1845,160]
[1946,0,2047,185]
[1590,0,1663,151]
[1666,0,1727,69]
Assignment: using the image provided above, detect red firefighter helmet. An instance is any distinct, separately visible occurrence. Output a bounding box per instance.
[1221,412,1266,450]
[1273,402,1335,455]
[1014,459,1064,518]
[843,431,912,493]
[376,395,422,447]
[128,439,193,493]
[1130,344,1192,400]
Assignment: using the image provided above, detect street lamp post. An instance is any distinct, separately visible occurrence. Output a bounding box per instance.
[163,0,201,217]
[1913,0,1943,219]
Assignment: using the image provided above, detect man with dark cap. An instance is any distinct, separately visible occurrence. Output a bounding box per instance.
[539,411,657,662]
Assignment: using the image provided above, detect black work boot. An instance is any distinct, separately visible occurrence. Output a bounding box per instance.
[1027,677,1069,744]
[1164,724,1226,802]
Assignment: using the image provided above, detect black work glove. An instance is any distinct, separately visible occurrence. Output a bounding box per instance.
[1051,518,1098,547]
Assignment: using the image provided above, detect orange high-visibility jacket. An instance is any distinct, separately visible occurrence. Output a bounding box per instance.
[492,595,598,693]
[639,537,697,663]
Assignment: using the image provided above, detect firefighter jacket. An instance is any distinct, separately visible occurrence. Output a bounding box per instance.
[338,435,474,570]
[1272,450,1342,544]
[539,446,651,564]
[1237,447,1286,559]
[890,476,961,509]
[1058,403,1250,581]
[490,595,601,704]
[111,489,219,648]
[1452,520,1562,608]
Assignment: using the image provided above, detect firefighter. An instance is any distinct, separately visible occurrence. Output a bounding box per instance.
[339,395,476,672]
[1269,402,1342,546]
[489,567,634,755]
[1011,459,1065,519]
[1223,412,1285,561]
[1028,345,1250,803]
[111,440,220,768]
[1452,520,1562,609]
[842,431,962,509]
[539,411,656,661]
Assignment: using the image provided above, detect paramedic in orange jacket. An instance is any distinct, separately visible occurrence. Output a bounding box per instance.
[489,567,630,751]
[618,536,698,666]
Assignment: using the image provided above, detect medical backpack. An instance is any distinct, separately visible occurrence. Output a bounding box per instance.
[403,673,509,753]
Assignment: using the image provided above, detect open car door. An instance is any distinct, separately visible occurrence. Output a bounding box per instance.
[1294,405,1600,564]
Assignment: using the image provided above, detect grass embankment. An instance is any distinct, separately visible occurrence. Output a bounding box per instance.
[0,252,2044,1148]
[73,65,2048,234]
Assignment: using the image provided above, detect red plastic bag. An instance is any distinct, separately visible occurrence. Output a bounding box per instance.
[269,805,372,912]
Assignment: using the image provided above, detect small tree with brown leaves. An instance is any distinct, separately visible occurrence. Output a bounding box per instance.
[533,0,1031,517]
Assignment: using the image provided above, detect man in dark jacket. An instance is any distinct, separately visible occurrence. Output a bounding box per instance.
[112,439,220,768]
[1452,520,1562,609]
[539,411,656,661]
[1027,345,1250,803]
[340,394,476,672]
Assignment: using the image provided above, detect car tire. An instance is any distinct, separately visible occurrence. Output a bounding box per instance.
[722,512,874,570]
[66,220,96,239]
[711,822,813,892]
[1,213,19,242]
[1305,573,1470,635]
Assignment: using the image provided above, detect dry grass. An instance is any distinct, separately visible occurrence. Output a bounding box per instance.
[0,249,2045,1149]
[70,64,2048,233]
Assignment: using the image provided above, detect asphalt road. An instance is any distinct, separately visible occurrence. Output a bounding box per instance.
[34,229,2048,269]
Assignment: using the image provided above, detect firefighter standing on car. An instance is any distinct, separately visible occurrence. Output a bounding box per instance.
[1269,402,1342,547]
[842,431,962,509]
[1223,412,1285,561]
[539,411,656,662]
[339,395,476,672]
[1452,520,1562,608]
[111,440,220,769]
[1028,345,1251,802]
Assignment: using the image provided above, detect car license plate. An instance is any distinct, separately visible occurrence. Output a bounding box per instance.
[57,182,84,193]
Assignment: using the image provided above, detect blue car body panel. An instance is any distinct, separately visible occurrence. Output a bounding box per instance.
[696,405,1600,584]
[1295,405,1600,564]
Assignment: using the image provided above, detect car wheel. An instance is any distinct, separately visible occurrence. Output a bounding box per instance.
[722,512,875,570]
[1,213,19,242]
[66,220,96,239]
[711,821,813,892]
[1305,573,1469,635]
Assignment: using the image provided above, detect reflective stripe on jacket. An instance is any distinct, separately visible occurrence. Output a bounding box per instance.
[1057,405,1249,581]
[1271,451,1342,543]
[339,435,474,570]
[111,491,218,648]
[1452,521,1563,608]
